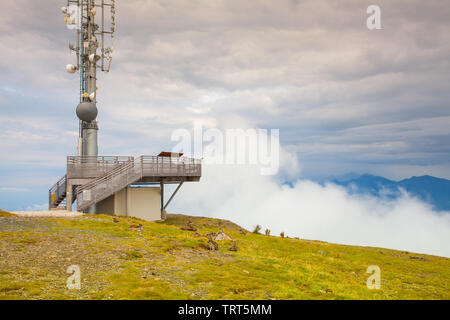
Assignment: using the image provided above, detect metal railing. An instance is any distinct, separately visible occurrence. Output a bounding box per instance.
[141,156,202,177]
[67,155,134,179]
[76,160,141,211]
[75,156,202,211]
[49,174,67,210]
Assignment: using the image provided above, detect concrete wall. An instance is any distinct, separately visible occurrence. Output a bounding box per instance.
[94,186,161,221]
[127,187,161,222]
[114,188,127,216]
[97,194,115,215]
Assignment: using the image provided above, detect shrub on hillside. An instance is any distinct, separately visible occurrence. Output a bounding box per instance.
[252,225,262,234]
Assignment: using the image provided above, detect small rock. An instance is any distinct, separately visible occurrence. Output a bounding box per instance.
[205,232,217,240]
[214,230,233,241]
[317,250,326,256]
[181,220,197,232]
[228,240,238,251]
[409,256,428,261]
[243,270,249,274]
[208,239,219,251]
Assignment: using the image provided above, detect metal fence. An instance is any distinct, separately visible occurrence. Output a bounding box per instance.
[140,156,201,177]
[67,156,134,179]
[75,155,201,211]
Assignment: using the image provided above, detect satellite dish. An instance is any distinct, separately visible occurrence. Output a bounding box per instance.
[66,64,77,74]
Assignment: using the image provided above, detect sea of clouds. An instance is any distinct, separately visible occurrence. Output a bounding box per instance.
[172,148,450,258]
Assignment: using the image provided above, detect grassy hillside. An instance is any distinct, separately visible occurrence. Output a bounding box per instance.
[0,210,448,300]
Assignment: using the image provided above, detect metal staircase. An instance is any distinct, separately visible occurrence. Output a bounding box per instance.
[49,175,69,210]
[49,155,202,212]
[76,159,143,211]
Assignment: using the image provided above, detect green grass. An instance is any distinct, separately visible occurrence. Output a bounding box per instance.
[0,210,14,217]
[0,212,448,300]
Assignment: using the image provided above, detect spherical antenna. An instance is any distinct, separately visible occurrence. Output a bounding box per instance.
[76,102,98,122]
[66,64,77,74]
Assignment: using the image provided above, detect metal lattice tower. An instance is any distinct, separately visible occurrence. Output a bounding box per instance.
[62,0,116,213]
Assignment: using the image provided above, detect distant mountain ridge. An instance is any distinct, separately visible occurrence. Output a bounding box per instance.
[328,173,450,212]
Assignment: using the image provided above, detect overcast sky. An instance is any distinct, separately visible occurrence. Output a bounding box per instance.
[0,1,449,221]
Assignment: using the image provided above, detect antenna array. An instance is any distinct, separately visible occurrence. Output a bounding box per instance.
[61,0,117,213]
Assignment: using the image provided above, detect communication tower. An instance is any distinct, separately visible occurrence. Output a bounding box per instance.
[61,0,116,213]
[50,1,201,220]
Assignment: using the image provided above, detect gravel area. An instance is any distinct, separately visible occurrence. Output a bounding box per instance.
[12,211,83,218]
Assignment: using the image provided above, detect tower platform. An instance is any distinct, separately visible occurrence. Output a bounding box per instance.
[49,154,201,221]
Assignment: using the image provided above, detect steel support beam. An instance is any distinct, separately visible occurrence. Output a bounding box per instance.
[164,182,184,210]
[66,183,73,211]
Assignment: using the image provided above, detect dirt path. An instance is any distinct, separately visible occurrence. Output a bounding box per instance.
[12,211,83,218]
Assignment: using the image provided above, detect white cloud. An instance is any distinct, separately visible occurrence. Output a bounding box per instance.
[172,148,450,258]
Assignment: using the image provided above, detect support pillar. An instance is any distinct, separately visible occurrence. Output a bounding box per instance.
[126,186,131,217]
[82,121,98,214]
[66,182,73,212]
[160,181,166,220]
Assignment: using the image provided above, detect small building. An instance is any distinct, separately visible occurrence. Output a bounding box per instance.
[49,153,201,221]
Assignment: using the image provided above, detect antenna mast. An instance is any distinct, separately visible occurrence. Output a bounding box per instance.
[62,0,116,213]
